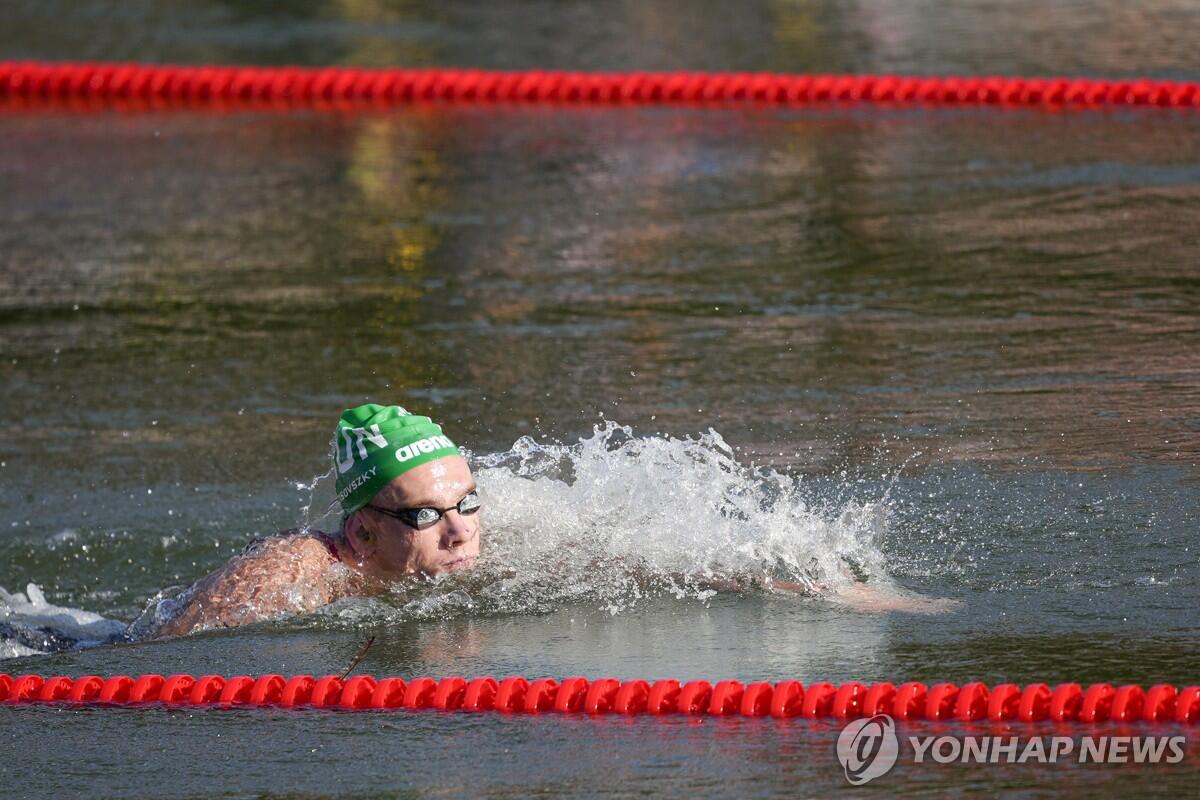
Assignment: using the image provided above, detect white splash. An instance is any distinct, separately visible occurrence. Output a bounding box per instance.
[0,583,127,656]
[476,422,888,596]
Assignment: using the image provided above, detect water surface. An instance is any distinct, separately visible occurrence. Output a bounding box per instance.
[2,1,1199,798]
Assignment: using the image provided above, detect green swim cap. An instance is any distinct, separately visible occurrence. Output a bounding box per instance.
[332,403,460,514]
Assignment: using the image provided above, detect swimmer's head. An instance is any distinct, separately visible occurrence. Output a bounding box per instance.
[332,404,481,578]
[332,404,460,515]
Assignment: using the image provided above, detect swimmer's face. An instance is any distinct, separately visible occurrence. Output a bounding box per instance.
[349,455,481,579]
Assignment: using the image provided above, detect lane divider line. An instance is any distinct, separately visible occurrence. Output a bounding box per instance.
[2,62,1198,111]
[3,674,1198,722]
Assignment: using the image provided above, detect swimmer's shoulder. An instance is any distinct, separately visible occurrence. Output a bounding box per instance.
[241,529,342,563]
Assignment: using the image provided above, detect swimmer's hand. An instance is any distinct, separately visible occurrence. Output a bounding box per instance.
[687,572,957,614]
[826,582,960,615]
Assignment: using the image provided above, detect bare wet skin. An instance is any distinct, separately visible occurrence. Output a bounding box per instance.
[2,1,1200,798]
[139,534,354,638]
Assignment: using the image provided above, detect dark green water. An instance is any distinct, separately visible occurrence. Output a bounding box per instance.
[2,1,1199,797]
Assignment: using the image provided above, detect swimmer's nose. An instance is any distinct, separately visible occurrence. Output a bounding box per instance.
[442,509,475,548]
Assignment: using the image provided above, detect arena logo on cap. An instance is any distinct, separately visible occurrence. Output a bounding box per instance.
[395,435,455,462]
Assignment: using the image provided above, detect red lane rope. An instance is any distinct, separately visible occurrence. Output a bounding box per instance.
[3,673,1198,722]
[1,62,1198,111]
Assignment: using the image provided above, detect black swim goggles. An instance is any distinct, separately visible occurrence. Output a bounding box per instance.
[366,490,482,530]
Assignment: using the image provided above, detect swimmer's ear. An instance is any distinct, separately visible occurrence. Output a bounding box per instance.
[344,512,377,560]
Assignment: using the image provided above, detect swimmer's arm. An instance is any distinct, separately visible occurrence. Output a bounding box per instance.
[770,560,956,613]
[691,576,822,594]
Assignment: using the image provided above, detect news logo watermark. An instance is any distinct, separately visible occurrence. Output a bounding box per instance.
[836,715,1188,786]
[837,715,901,785]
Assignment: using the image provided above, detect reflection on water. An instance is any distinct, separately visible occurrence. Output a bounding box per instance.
[2,106,1196,485]
[5,0,1200,76]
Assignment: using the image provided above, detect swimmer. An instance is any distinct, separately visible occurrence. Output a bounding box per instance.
[144,403,950,639]
[147,404,480,638]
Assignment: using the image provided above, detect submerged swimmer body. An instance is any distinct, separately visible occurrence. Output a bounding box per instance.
[143,403,947,640]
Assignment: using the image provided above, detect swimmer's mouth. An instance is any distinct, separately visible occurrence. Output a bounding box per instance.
[443,555,477,571]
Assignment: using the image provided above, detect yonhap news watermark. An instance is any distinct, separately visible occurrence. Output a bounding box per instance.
[836,714,1189,786]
